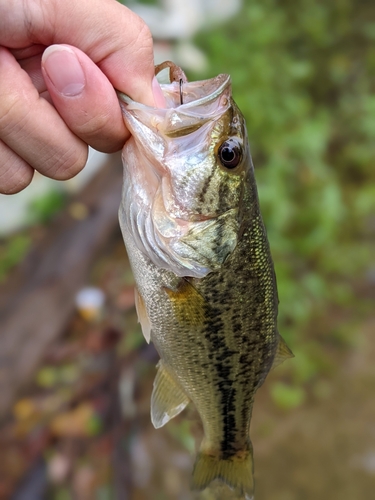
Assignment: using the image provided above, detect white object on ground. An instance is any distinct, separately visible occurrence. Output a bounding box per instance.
[75,286,106,321]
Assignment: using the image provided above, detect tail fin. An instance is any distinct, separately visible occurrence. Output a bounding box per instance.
[191,448,254,500]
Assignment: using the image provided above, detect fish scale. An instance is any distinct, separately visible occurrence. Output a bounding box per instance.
[118,62,293,499]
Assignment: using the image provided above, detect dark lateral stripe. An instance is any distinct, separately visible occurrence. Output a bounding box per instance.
[202,301,240,457]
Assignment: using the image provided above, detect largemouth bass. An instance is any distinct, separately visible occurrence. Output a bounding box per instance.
[118,62,293,499]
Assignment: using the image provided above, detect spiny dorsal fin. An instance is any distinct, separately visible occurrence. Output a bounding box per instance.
[151,361,190,429]
[271,335,294,370]
[134,287,151,343]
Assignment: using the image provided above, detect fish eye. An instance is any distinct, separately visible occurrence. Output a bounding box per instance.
[218,138,242,169]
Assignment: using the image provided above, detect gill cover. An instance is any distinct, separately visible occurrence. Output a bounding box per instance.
[118,70,242,278]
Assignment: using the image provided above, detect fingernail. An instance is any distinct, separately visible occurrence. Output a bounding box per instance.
[152,76,166,108]
[43,45,85,96]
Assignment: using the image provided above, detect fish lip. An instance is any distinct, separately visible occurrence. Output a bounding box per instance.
[117,74,231,110]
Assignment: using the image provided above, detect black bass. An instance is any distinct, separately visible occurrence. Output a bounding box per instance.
[118,62,293,499]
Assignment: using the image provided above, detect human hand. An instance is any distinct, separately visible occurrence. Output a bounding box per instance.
[0,0,165,194]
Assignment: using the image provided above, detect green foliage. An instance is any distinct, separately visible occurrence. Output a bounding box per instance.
[54,489,71,500]
[271,382,306,410]
[28,190,66,225]
[120,0,157,6]
[0,190,66,282]
[0,234,31,282]
[193,0,374,336]
[36,364,81,388]
[167,420,196,453]
[193,0,374,399]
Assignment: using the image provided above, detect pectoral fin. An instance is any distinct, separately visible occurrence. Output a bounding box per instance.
[271,335,294,369]
[151,361,190,429]
[134,288,151,343]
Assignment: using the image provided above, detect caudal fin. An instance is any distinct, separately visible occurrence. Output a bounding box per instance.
[191,448,254,500]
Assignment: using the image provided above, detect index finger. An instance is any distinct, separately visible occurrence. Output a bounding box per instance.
[0,0,156,105]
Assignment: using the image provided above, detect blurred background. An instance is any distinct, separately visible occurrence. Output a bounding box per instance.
[0,0,374,499]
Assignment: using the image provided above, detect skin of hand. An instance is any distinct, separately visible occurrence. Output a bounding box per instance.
[0,0,165,194]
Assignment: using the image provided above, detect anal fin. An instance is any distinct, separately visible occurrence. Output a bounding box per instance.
[134,287,151,343]
[151,361,189,428]
[271,335,294,370]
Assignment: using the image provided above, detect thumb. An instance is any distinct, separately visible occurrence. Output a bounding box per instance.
[42,44,131,152]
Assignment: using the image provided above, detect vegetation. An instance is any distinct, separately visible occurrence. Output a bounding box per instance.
[28,189,66,225]
[1,3,373,497]
[0,234,31,282]
[193,0,375,402]
[0,190,66,281]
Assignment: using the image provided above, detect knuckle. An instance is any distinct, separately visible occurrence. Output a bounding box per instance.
[47,145,88,181]
[0,162,34,194]
[124,15,153,59]
[136,21,153,47]
[0,94,23,135]
[22,0,55,39]
[0,88,38,143]
[134,22,153,62]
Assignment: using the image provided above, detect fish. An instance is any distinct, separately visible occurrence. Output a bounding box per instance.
[117,61,293,499]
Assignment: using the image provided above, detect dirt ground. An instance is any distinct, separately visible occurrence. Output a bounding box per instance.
[1,235,374,500]
[252,316,375,500]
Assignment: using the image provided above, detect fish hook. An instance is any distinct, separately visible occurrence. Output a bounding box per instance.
[154,61,188,106]
[179,79,184,105]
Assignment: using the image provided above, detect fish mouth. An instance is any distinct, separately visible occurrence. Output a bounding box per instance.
[161,73,231,109]
[117,73,232,138]
[118,73,230,110]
